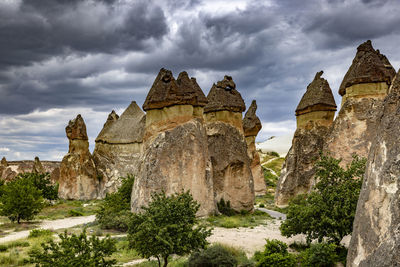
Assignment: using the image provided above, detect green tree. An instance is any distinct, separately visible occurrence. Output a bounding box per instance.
[16,172,58,200]
[280,154,366,244]
[128,191,212,267]
[29,230,116,267]
[0,178,44,223]
[253,239,296,267]
[95,175,134,231]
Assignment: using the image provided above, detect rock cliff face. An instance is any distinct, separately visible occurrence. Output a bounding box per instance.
[243,100,266,196]
[275,71,337,207]
[93,102,145,197]
[131,69,215,217]
[204,76,255,211]
[324,40,396,165]
[0,157,15,181]
[347,71,400,267]
[59,114,99,200]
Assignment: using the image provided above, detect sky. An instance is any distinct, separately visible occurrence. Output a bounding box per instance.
[1,0,400,161]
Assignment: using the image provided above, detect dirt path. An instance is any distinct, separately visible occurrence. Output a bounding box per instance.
[0,215,96,243]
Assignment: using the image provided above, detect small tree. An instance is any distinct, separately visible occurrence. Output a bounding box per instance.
[0,178,44,223]
[128,191,212,267]
[253,239,297,267]
[17,172,58,200]
[280,154,366,244]
[29,230,116,266]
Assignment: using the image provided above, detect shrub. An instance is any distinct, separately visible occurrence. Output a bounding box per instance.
[29,229,53,238]
[188,244,238,267]
[217,198,236,216]
[299,242,338,267]
[128,191,211,267]
[16,172,58,200]
[253,239,296,267]
[263,168,277,187]
[259,203,265,208]
[29,230,116,266]
[7,240,30,248]
[96,175,134,231]
[68,209,84,217]
[0,244,7,252]
[0,177,44,223]
[267,151,280,157]
[280,154,366,244]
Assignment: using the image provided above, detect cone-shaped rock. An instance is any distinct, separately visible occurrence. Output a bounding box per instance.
[347,70,400,267]
[275,71,336,207]
[59,114,99,200]
[32,156,45,174]
[93,102,145,197]
[243,100,266,196]
[324,41,395,165]
[1,157,7,167]
[204,76,254,212]
[132,69,215,216]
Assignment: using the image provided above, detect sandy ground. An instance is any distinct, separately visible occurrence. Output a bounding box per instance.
[0,215,96,243]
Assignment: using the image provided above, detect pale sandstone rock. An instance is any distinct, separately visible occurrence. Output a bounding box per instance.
[243,100,266,196]
[59,114,99,200]
[93,102,145,197]
[347,70,400,267]
[205,76,254,212]
[32,156,45,174]
[275,71,336,207]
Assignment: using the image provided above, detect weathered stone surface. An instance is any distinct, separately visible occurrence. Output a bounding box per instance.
[346,71,400,267]
[93,103,145,197]
[275,72,336,207]
[59,115,99,200]
[32,156,45,174]
[142,69,207,111]
[206,121,254,211]
[131,119,215,217]
[204,76,246,113]
[1,157,7,167]
[339,40,395,96]
[243,100,265,196]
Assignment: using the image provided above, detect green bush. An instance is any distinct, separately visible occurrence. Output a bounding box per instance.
[68,209,84,217]
[29,229,53,238]
[280,154,366,244]
[253,239,296,267]
[299,242,338,267]
[0,244,7,252]
[16,172,58,200]
[263,168,278,187]
[188,244,238,267]
[259,203,265,208]
[29,230,116,266]
[96,175,134,231]
[128,191,211,267]
[217,198,236,216]
[7,240,30,248]
[267,151,280,157]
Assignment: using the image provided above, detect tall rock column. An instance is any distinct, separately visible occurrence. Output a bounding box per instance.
[204,76,255,212]
[59,114,99,200]
[32,156,45,174]
[275,71,337,207]
[347,71,400,267]
[131,68,215,217]
[324,40,396,165]
[93,103,145,197]
[243,100,266,196]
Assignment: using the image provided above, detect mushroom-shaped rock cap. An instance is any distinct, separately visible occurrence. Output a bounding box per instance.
[142,68,208,111]
[204,75,246,113]
[1,157,8,167]
[243,100,262,137]
[66,114,88,140]
[339,40,396,96]
[95,110,119,142]
[96,101,145,144]
[296,71,337,115]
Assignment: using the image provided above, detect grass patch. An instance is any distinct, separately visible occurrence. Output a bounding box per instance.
[255,193,289,214]
[36,199,99,220]
[263,157,285,177]
[111,237,142,264]
[206,210,272,228]
[28,229,53,238]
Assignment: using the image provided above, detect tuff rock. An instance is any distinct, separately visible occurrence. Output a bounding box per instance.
[32,156,45,174]
[243,100,266,196]
[59,114,99,200]
[275,71,336,207]
[347,70,400,267]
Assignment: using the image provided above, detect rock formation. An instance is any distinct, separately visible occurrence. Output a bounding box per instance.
[243,100,266,196]
[131,69,215,217]
[324,40,396,165]
[204,75,255,212]
[275,71,337,207]
[32,156,45,174]
[93,103,145,197]
[347,70,400,267]
[58,114,99,200]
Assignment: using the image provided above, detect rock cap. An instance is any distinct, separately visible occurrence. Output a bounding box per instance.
[143,68,208,111]
[66,114,88,140]
[296,71,337,115]
[243,100,262,137]
[339,40,396,96]
[204,75,246,113]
